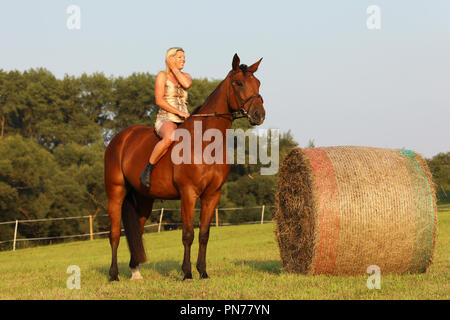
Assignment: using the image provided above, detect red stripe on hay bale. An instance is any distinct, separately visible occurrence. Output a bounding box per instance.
[303,148,340,274]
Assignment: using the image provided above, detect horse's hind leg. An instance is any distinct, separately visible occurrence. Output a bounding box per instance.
[107,185,127,281]
[129,194,154,281]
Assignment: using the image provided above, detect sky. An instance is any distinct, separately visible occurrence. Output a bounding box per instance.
[0,0,449,157]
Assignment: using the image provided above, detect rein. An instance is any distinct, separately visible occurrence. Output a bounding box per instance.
[188,70,263,121]
[189,111,246,120]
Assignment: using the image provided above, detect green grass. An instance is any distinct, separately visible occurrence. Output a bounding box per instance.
[0,208,449,300]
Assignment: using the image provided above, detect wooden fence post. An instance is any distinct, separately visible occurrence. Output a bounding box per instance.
[261,205,265,224]
[13,220,18,251]
[215,208,219,227]
[158,208,164,233]
[89,215,93,240]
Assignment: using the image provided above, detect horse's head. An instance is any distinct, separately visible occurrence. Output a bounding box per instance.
[228,54,265,126]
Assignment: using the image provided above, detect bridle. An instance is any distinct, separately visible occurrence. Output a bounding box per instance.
[190,69,263,121]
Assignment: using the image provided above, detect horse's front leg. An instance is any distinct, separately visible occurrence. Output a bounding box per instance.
[180,189,198,280]
[197,190,221,279]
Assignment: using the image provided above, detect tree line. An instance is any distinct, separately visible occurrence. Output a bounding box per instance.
[1,68,447,249]
[427,152,450,204]
[0,68,297,249]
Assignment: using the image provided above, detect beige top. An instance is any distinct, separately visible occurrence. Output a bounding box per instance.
[154,77,188,133]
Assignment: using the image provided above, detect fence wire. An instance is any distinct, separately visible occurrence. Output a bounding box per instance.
[0,205,275,250]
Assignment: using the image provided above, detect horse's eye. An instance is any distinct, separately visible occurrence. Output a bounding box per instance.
[235,81,243,87]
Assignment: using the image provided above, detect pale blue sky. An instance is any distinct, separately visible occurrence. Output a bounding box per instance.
[1,0,449,157]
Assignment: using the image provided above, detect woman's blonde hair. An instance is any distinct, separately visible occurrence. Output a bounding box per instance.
[165,47,184,75]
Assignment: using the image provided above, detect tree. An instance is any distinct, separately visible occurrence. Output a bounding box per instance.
[0,70,29,139]
[0,68,303,245]
[107,73,156,136]
[220,130,298,222]
[188,78,221,111]
[306,138,315,148]
[427,152,450,203]
[0,135,57,238]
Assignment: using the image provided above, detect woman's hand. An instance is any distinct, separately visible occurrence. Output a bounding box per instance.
[166,56,178,73]
[177,111,190,119]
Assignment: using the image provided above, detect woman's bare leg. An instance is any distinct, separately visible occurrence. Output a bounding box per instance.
[149,121,178,164]
[141,121,178,188]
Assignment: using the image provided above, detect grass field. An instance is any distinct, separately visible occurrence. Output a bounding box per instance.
[0,208,448,300]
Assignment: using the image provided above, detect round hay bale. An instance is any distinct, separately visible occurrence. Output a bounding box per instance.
[274,146,438,275]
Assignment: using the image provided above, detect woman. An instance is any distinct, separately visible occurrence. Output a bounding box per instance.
[140,47,192,188]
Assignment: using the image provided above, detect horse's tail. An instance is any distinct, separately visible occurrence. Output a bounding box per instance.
[121,191,147,264]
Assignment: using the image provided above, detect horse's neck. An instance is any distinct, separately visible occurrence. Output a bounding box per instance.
[197,79,230,114]
[192,78,232,132]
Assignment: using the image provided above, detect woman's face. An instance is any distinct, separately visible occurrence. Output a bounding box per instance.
[173,51,185,70]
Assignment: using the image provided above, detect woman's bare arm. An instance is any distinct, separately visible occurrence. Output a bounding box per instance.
[167,57,192,89]
[173,71,192,89]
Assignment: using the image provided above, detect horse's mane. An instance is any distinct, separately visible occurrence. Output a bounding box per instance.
[190,64,248,115]
[190,79,225,115]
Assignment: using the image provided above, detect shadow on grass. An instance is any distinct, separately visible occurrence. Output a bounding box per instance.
[234,260,282,275]
[144,260,181,277]
[95,260,182,281]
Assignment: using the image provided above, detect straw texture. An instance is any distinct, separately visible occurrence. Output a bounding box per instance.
[274,146,437,275]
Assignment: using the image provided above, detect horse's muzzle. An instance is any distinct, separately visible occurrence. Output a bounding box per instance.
[248,107,265,126]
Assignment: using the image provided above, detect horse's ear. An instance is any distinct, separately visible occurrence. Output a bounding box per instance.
[232,53,240,71]
[248,58,263,73]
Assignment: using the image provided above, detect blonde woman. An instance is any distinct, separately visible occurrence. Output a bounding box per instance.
[141,47,192,188]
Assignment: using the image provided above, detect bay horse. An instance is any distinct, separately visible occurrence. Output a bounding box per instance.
[104,54,265,281]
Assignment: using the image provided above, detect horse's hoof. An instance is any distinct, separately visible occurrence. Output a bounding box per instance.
[199,272,209,279]
[131,274,143,281]
[183,274,193,281]
[131,277,143,281]
[109,276,119,282]
[130,268,143,281]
